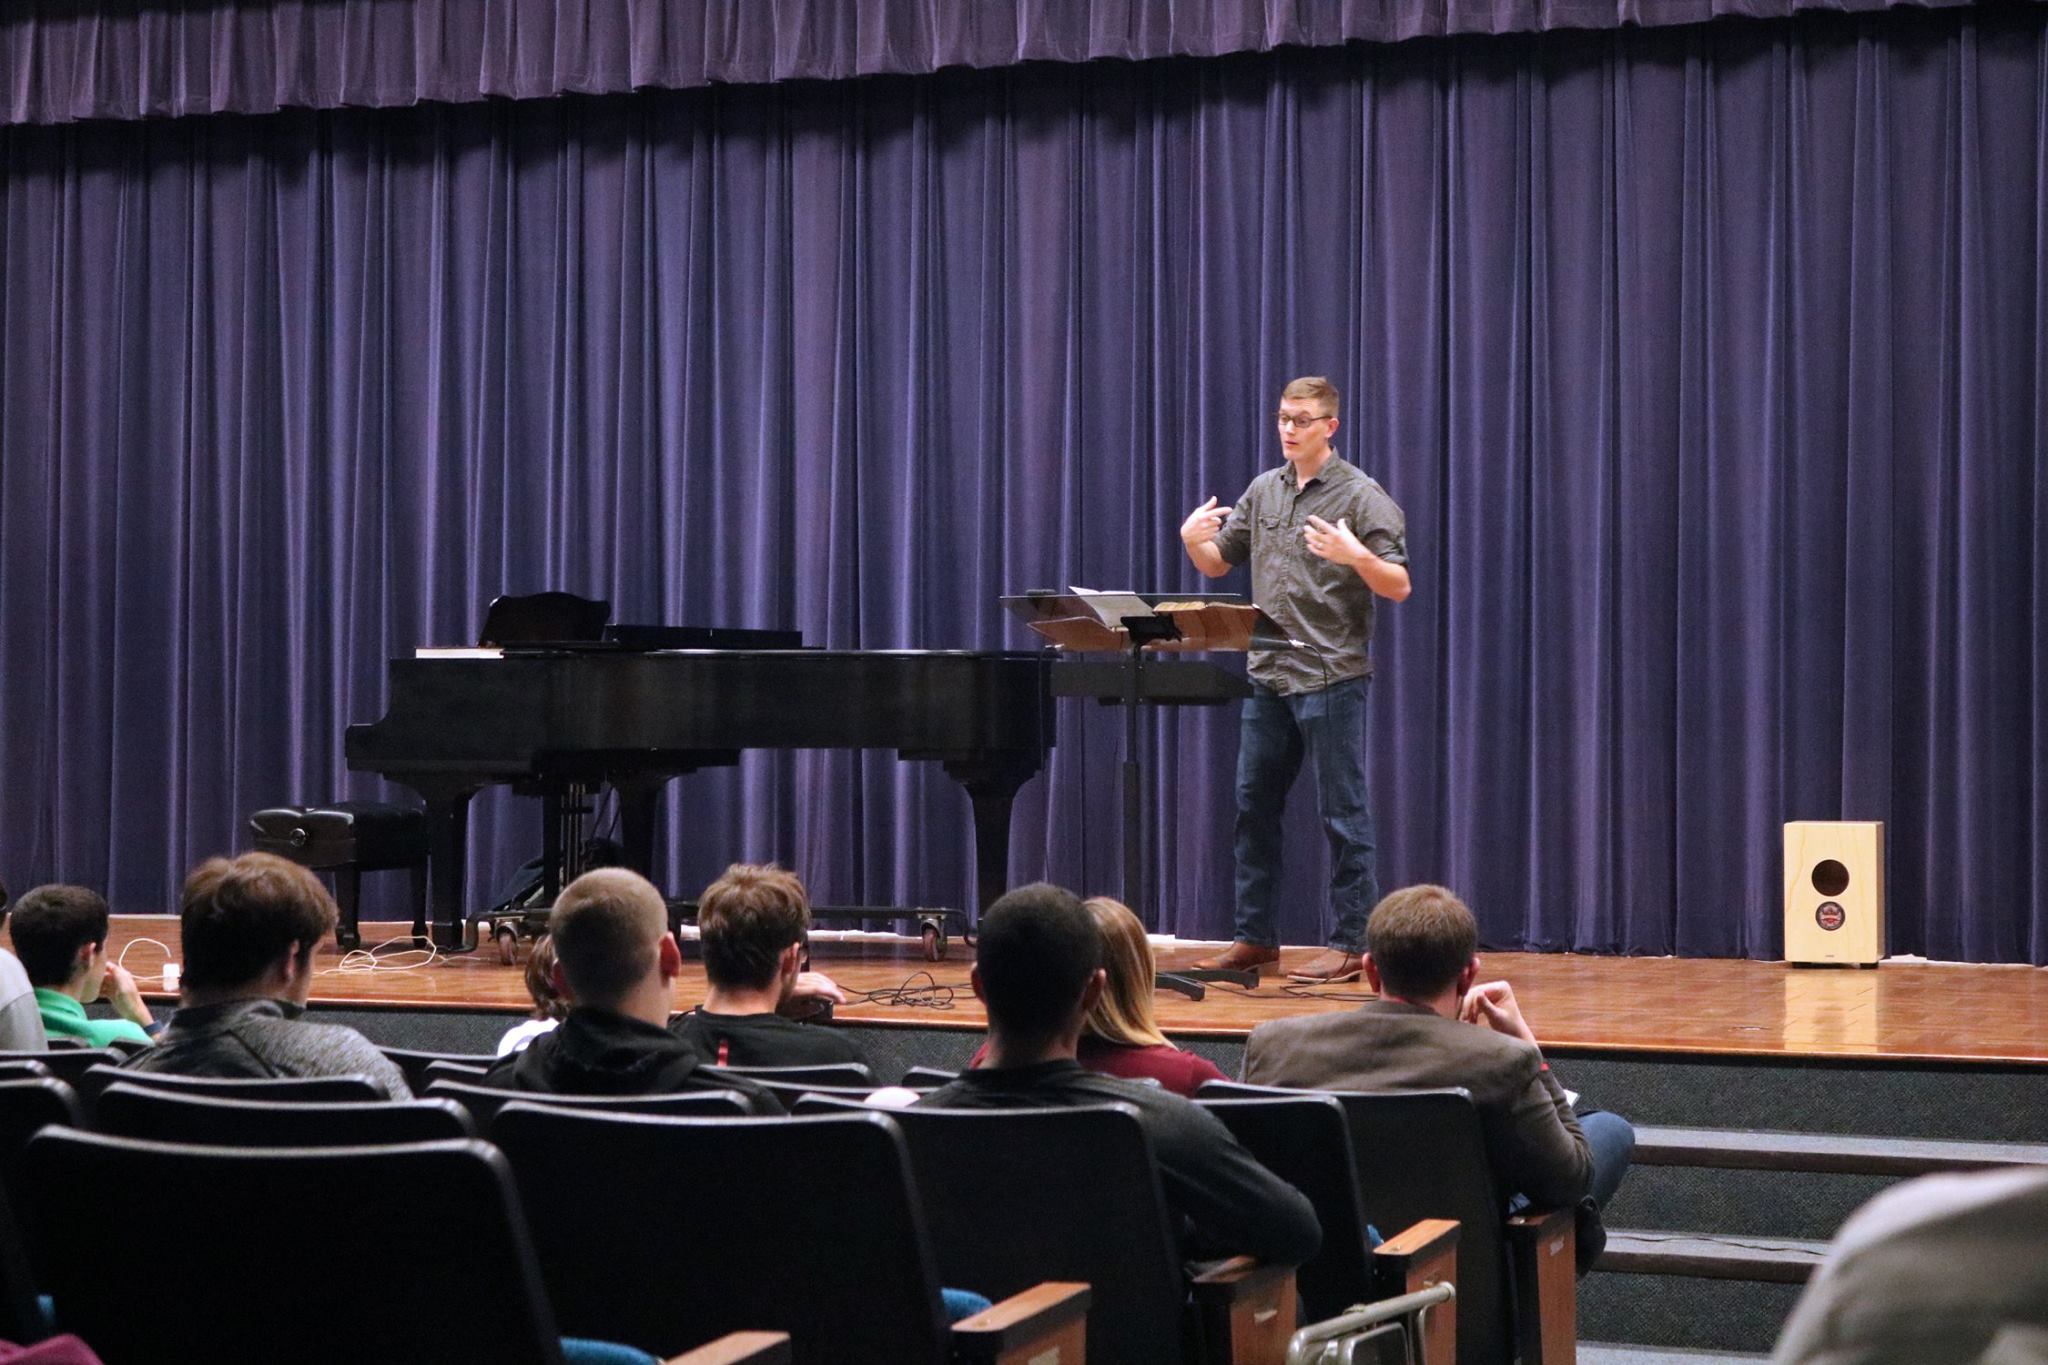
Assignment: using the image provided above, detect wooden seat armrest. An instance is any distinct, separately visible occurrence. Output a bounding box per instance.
[1506,1206,1577,1365]
[1375,1218,1460,1272]
[1191,1258,1299,1365]
[663,1331,792,1365]
[1505,1205,1574,1243]
[951,1281,1090,1363]
[1190,1254,1297,1300]
[1372,1219,1459,1365]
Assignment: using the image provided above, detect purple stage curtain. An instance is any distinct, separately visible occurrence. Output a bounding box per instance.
[1,8,2044,962]
[0,0,1993,128]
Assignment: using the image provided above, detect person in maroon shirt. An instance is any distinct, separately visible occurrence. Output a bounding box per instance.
[970,896,1225,1097]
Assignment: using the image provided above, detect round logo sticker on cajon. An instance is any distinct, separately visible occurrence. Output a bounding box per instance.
[1815,901,1847,932]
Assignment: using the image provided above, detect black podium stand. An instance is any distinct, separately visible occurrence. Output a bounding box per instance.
[1001,592,1282,995]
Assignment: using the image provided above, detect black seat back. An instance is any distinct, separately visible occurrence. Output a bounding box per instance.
[1198,1092,1375,1321]
[742,1078,879,1108]
[79,1064,383,1108]
[0,1048,122,1089]
[0,1180,42,1347]
[95,1085,474,1146]
[490,1104,947,1364]
[423,1058,492,1085]
[425,1078,750,1127]
[1335,1089,1505,1364]
[378,1047,497,1093]
[842,1100,1185,1365]
[0,1077,82,1280]
[1203,1081,1505,1361]
[718,1061,877,1087]
[24,1129,566,1364]
[899,1065,959,1088]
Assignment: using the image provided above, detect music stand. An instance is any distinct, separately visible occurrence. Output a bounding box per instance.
[1001,591,1288,993]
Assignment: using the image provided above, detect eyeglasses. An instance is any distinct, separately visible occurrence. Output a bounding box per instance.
[1275,411,1333,430]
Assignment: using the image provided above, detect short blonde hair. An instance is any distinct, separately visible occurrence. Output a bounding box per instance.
[1281,376,1340,419]
[549,868,669,1006]
[1081,897,1171,1049]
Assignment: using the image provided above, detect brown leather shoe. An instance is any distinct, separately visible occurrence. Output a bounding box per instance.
[1287,949,1364,983]
[1190,941,1281,972]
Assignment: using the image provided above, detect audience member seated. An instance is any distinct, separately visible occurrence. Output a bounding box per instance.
[970,895,1226,1097]
[0,878,49,1052]
[496,933,570,1056]
[482,868,780,1113]
[1241,883,1632,1272]
[10,885,156,1048]
[121,853,410,1099]
[921,881,1320,1266]
[668,863,865,1068]
[1774,1168,2048,1365]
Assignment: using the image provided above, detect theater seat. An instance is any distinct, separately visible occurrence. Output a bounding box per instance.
[714,1062,876,1087]
[797,1096,1297,1365]
[21,1128,770,1365]
[489,1104,1087,1365]
[1202,1081,1574,1365]
[424,1078,751,1128]
[75,1064,382,1111]
[378,1047,498,1093]
[94,1085,474,1146]
[0,1051,120,1091]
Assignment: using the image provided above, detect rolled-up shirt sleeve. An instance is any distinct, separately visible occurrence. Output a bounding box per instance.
[1213,490,1254,567]
[1353,483,1408,566]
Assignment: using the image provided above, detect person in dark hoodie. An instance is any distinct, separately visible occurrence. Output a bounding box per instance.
[482,867,779,1114]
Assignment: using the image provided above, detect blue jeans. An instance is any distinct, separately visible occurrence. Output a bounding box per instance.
[1233,676,1377,952]
[1504,1109,1634,1214]
[1578,1108,1636,1211]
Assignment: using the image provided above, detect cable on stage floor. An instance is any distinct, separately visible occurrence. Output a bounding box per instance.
[841,971,972,1010]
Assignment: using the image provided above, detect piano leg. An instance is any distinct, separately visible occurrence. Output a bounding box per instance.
[944,755,1042,922]
[612,776,667,884]
[413,782,478,951]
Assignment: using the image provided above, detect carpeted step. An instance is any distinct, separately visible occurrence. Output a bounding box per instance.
[1601,1230,1831,1284]
[1632,1125,2048,1176]
[1579,1344,1771,1364]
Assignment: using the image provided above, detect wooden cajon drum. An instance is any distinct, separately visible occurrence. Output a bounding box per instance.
[1783,821,1885,967]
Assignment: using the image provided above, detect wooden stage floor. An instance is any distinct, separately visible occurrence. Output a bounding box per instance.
[92,915,2048,1067]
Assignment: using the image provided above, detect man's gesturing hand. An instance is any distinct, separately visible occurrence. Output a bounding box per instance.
[1460,979,1538,1047]
[1181,496,1232,547]
[1304,514,1369,566]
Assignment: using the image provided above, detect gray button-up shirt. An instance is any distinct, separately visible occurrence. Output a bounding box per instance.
[1213,454,1407,694]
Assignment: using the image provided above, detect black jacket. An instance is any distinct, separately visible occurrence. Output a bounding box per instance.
[483,1007,783,1114]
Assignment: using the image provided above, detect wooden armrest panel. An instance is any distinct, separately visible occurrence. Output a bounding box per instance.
[1191,1258,1298,1365]
[1377,1217,1461,1268]
[664,1331,793,1365]
[951,1281,1089,1364]
[1373,1219,1459,1365]
[1507,1206,1577,1365]
[1190,1254,1298,1299]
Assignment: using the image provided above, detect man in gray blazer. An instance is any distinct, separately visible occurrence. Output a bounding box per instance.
[1240,883,1633,1272]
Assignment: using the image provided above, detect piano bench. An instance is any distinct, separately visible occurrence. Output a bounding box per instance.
[248,802,429,951]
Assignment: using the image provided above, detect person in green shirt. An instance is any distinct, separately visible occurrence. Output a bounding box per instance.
[10,884,156,1048]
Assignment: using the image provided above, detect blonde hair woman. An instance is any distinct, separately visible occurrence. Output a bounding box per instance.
[970,896,1225,1097]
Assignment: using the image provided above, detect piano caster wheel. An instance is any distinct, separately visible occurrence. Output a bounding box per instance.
[494,925,520,966]
[921,923,948,962]
[336,930,361,952]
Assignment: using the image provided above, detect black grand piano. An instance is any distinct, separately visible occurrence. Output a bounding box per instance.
[346,647,1063,947]
[346,604,1249,947]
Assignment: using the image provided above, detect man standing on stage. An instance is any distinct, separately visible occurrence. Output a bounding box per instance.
[1180,376,1409,982]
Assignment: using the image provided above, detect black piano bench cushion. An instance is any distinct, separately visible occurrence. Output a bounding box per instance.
[248,803,429,872]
